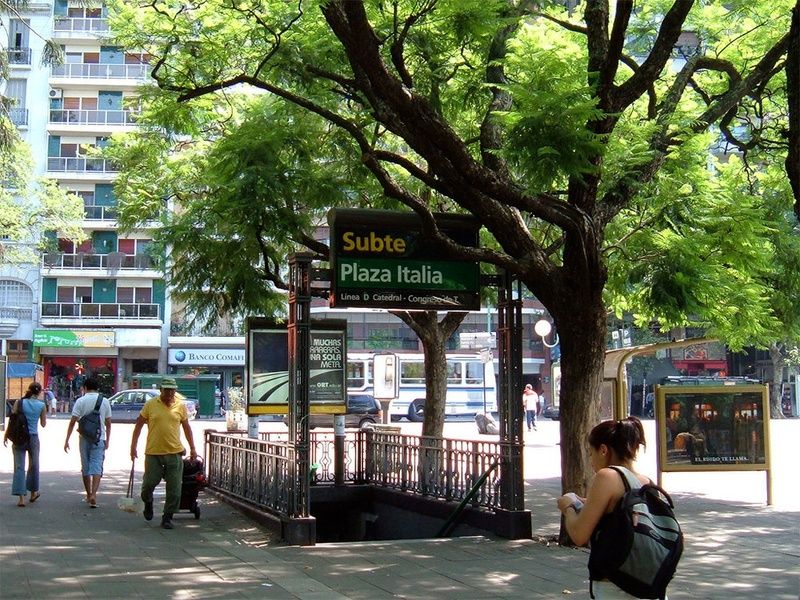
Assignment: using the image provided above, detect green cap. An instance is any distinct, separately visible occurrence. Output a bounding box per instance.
[161,377,178,389]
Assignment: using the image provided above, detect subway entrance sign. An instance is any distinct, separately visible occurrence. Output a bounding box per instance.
[328,209,481,310]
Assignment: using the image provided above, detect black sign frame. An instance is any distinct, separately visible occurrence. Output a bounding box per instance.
[328,208,481,311]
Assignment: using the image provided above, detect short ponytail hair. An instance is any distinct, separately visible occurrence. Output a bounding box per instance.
[24,382,43,399]
[588,416,646,461]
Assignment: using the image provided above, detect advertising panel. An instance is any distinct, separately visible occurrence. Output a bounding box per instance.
[246,322,346,415]
[328,209,481,310]
[33,329,115,348]
[656,385,770,471]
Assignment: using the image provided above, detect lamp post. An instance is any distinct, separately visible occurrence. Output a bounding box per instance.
[534,319,559,348]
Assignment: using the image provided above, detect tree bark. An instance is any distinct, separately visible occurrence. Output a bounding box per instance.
[392,310,467,437]
[768,342,787,419]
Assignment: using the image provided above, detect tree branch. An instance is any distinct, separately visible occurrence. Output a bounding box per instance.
[787,1,800,216]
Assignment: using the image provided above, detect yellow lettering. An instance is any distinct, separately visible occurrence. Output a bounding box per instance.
[340,231,407,254]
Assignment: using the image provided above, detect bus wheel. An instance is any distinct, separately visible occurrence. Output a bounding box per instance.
[408,399,425,422]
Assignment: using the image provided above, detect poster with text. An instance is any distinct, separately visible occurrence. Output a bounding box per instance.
[656,385,770,471]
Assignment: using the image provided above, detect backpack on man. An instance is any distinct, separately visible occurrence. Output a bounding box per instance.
[588,466,683,599]
[78,395,103,444]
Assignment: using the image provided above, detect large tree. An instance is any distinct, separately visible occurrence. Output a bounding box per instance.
[108,1,798,506]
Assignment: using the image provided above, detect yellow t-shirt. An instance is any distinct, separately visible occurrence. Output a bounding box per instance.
[141,395,188,455]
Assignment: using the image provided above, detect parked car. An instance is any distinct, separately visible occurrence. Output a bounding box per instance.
[284,394,382,430]
[108,389,197,422]
[541,405,560,420]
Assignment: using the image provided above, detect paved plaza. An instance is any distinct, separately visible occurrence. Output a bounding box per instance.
[0,418,797,599]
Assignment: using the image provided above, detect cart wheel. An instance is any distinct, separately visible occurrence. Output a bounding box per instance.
[194,505,201,519]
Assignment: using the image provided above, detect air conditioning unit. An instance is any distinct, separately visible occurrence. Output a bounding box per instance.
[48,87,63,99]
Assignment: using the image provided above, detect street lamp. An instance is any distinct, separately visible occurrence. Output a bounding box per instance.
[534,319,559,348]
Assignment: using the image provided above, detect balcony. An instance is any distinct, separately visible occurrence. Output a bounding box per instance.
[83,204,119,220]
[42,302,160,320]
[9,107,28,126]
[53,17,110,34]
[51,63,150,80]
[49,109,138,126]
[47,157,118,173]
[7,48,31,65]
[43,252,156,271]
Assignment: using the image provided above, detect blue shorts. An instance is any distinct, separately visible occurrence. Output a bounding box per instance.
[79,437,106,477]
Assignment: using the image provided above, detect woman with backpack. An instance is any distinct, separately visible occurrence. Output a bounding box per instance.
[3,382,47,507]
[557,417,681,599]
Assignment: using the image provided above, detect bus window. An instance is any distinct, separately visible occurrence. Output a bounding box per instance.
[465,361,483,384]
[401,360,425,384]
[446,361,462,384]
[347,360,368,389]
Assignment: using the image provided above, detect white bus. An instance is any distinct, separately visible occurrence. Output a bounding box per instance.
[347,352,497,421]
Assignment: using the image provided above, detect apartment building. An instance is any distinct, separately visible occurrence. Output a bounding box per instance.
[2,1,169,401]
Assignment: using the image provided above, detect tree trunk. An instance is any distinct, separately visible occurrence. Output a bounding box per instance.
[392,310,467,438]
[768,342,787,419]
[551,287,608,544]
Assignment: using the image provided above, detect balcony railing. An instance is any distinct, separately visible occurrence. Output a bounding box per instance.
[47,157,118,173]
[83,205,118,220]
[43,252,155,270]
[9,107,28,126]
[7,48,31,65]
[42,302,160,320]
[0,306,33,321]
[51,63,150,80]
[49,109,137,126]
[53,17,110,33]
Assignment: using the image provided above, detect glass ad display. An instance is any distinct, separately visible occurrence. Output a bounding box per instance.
[246,321,346,415]
[656,385,771,471]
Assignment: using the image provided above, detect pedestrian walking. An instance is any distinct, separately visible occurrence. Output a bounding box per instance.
[45,388,57,416]
[63,377,112,507]
[129,377,197,530]
[523,384,539,431]
[3,382,46,507]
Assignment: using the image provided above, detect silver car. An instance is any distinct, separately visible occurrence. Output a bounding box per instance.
[108,389,197,422]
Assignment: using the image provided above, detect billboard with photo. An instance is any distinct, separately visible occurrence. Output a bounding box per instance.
[656,384,770,472]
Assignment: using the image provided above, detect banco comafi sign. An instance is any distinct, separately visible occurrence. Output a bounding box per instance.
[328,209,480,310]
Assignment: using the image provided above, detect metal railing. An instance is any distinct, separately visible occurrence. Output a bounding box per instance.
[365,431,502,508]
[9,107,28,126]
[53,17,110,33]
[51,63,150,80]
[0,306,33,320]
[41,302,160,320]
[42,252,154,270]
[205,429,502,517]
[7,48,31,65]
[46,157,118,173]
[83,205,118,220]
[49,109,137,126]
[206,432,294,514]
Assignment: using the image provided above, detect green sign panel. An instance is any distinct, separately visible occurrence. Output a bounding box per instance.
[328,209,481,310]
[33,329,115,348]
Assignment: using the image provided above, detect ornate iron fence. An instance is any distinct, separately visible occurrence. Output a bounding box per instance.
[205,432,293,514]
[365,431,502,508]
[205,429,503,515]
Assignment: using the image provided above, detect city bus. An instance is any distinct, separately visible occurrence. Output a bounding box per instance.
[346,352,497,421]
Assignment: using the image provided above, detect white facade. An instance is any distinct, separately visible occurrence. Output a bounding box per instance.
[2,2,169,400]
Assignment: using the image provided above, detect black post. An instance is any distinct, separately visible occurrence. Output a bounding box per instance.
[497,269,525,512]
[287,253,314,542]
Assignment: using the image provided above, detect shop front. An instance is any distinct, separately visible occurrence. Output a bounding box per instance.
[167,337,245,413]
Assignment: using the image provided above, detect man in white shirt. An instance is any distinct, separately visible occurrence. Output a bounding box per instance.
[523,384,539,432]
[63,378,112,507]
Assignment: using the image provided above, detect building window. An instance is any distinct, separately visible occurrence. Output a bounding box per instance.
[0,279,33,308]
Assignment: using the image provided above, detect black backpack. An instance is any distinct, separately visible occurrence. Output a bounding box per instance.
[588,466,683,599]
[6,400,30,447]
[78,395,103,444]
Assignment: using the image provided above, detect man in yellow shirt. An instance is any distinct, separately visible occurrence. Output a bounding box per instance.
[130,377,197,529]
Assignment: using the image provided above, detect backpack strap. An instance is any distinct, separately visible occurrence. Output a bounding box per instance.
[609,465,642,492]
[92,395,102,413]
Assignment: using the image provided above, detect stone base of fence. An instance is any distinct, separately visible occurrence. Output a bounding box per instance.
[491,507,533,539]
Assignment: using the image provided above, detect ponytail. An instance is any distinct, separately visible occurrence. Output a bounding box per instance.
[588,416,646,461]
[23,382,43,399]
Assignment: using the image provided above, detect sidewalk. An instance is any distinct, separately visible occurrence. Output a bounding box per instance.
[1,420,798,599]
